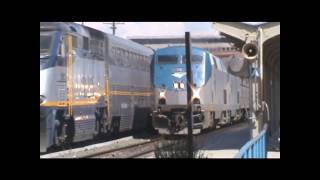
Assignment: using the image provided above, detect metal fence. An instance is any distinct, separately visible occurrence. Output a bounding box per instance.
[235,124,268,158]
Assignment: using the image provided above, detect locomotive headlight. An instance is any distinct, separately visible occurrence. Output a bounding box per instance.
[173,82,179,89]
[40,95,46,105]
[192,88,200,100]
[179,82,185,89]
[160,91,166,98]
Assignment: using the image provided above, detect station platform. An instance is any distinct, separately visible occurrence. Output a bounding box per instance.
[197,122,280,158]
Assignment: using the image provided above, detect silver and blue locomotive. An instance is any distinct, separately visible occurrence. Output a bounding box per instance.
[40,22,154,152]
[152,46,249,135]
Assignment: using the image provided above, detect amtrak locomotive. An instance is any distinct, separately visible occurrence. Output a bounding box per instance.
[152,46,250,135]
[40,22,154,152]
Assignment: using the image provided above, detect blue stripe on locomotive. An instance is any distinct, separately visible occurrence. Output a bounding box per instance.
[153,46,212,90]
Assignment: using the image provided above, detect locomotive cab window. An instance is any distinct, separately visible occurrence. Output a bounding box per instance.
[157,55,178,64]
[182,55,203,64]
[40,34,53,55]
[56,37,67,66]
[58,39,65,57]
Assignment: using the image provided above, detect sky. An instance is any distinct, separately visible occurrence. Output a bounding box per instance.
[75,22,266,39]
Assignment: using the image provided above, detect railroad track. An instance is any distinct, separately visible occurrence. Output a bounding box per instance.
[80,137,163,158]
[41,121,247,159]
[122,122,247,159]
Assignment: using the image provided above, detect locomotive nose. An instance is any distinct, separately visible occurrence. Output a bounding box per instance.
[165,90,187,105]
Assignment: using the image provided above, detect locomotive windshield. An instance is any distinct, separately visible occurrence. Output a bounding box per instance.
[40,34,53,56]
[157,55,178,64]
[182,55,203,64]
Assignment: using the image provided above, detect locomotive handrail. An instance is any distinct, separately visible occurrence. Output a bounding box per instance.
[235,123,268,158]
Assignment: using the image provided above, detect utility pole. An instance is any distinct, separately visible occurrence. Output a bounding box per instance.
[185,32,193,158]
[103,22,125,36]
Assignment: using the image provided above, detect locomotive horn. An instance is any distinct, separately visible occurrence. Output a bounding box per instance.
[242,42,258,60]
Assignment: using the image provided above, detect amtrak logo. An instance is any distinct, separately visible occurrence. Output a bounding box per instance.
[172,72,187,79]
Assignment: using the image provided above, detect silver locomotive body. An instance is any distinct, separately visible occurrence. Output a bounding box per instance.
[40,22,153,152]
[152,46,249,135]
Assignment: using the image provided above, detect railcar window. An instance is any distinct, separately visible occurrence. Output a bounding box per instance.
[237,91,240,104]
[83,37,89,50]
[215,57,223,71]
[90,39,103,57]
[100,46,103,55]
[224,89,227,104]
[182,55,203,64]
[40,35,52,54]
[72,36,78,48]
[157,55,178,64]
[211,55,218,69]
[220,61,227,72]
[120,49,124,57]
[116,48,119,56]
[119,49,122,57]
[111,47,115,56]
[220,62,225,72]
